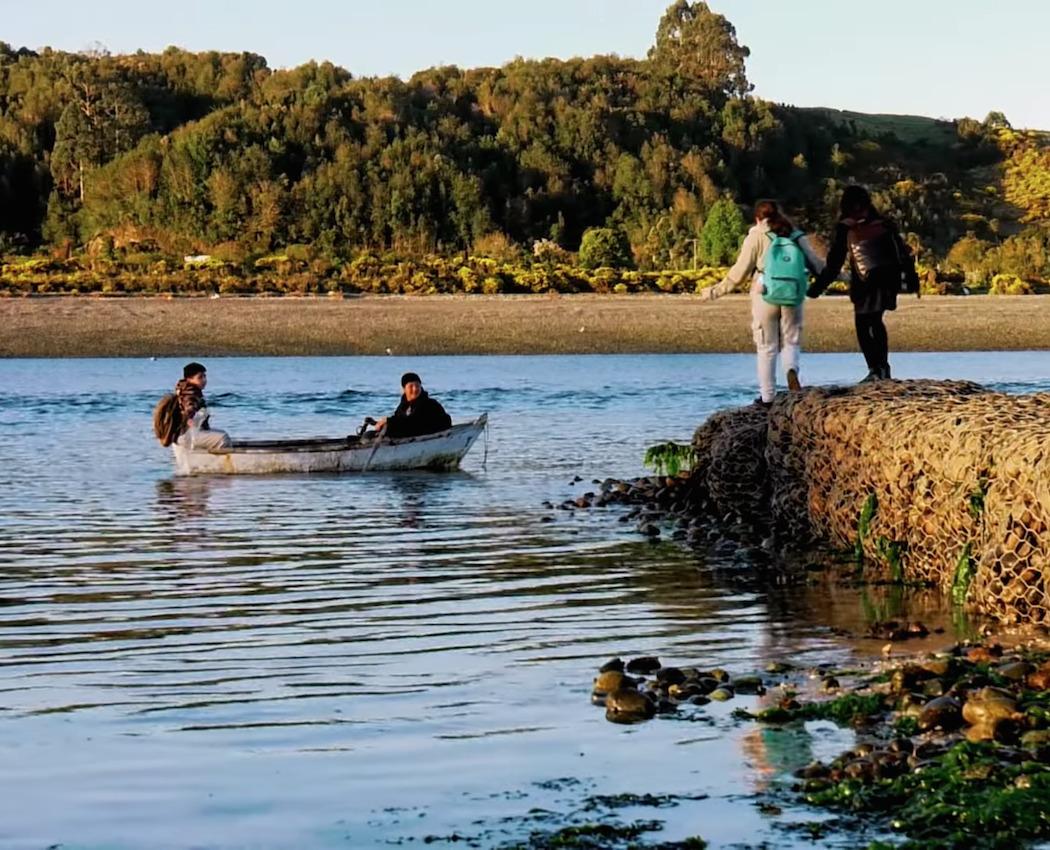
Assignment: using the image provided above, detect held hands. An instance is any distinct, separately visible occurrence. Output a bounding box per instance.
[375,417,387,430]
[698,284,723,302]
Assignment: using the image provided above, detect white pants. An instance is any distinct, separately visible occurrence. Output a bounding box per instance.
[177,427,231,451]
[751,287,803,403]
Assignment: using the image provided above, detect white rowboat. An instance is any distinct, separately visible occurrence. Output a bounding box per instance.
[172,414,487,476]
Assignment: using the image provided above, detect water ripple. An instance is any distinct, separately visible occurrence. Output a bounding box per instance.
[0,352,1041,850]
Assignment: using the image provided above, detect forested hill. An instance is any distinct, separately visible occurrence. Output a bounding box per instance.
[0,0,1047,282]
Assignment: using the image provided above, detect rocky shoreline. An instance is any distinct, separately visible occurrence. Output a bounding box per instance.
[585,639,1050,848]
[556,462,768,560]
[558,389,1050,847]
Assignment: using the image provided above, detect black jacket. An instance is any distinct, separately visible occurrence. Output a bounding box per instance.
[385,390,452,438]
[810,215,918,315]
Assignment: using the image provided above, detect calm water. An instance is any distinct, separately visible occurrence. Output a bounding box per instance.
[2,352,1049,850]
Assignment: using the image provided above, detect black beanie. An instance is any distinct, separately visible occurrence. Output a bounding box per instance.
[401,371,421,387]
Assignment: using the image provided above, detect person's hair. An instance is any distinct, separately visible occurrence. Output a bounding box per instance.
[183,362,206,379]
[400,371,421,387]
[754,199,778,221]
[840,185,874,219]
[754,199,795,237]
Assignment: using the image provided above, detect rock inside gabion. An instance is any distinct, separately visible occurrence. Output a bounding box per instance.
[689,380,1050,625]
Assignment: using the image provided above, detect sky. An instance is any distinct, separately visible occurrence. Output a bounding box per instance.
[2,0,1047,129]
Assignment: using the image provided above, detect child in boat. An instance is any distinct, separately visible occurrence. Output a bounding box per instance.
[175,362,231,451]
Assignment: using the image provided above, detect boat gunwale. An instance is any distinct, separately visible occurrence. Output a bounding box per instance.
[206,417,485,456]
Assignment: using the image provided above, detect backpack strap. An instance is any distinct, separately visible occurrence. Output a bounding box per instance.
[767,230,804,243]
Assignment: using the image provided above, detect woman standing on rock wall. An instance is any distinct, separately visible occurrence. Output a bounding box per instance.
[807,185,919,382]
[703,200,824,408]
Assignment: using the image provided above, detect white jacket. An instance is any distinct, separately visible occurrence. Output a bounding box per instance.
[706,219,824,299]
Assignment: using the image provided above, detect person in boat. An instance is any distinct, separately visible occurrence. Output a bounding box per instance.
[374,372,452,438]
[175,362,231,451]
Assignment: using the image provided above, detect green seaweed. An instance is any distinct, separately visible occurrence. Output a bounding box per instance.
[855,494,878,566]
[951,543,976,605]
[968,476,989,519]
[754,647,1050,849]
[804,741,1050,849]
[860,585,907,623]
[874,536,906,583]
[581,792,706,811]
[894,715,920,736]
[643,442,696,477]
[503,819,688,849]
[753,692,886,726]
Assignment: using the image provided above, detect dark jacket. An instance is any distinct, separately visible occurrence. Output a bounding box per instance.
[810,214,918,315]
[385,390,452,438]
[174,378,208,434]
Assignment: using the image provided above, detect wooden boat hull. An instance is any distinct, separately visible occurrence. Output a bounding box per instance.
[172,415,487,476]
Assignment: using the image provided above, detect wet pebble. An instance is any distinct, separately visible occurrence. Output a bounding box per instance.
[918,696,962,731]
[996,661,1032,681]
[625,656,661,675]
[733,675,765,695]
[605,688,655,723]
[656,667,687,686]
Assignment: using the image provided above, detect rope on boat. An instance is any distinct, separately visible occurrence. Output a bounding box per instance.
[481,417,490,470]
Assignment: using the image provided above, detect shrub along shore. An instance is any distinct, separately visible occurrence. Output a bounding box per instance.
[3,292,1050,358]
[0,253,1038,298]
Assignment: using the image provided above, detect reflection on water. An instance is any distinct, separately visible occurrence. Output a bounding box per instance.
[0,353,1047,850]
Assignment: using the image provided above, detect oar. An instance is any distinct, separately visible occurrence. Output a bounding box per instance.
[362,422,387,472]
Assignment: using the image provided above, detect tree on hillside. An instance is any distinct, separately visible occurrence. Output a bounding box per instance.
[699,197,746,265]
[649,1,751,99]
[983,111,1011,131]
[1003,140,1050,224]
[50,62,150,202]
[578,226,633,269]
[945,234,992,284]
[0,15,1036,279]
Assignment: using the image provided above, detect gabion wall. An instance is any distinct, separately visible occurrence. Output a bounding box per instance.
[691,380,1050,624]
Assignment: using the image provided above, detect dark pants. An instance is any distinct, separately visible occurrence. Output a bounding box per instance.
[855,311,889,373]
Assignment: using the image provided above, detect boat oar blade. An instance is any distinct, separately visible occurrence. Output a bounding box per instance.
[362,423,387,472]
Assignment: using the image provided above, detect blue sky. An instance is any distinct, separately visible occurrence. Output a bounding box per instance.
[3,0,1047,129]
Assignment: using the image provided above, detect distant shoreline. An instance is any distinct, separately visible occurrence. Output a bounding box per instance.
[1,293,1046,357]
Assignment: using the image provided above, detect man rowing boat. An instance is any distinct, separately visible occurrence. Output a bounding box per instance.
[374,372,452,438]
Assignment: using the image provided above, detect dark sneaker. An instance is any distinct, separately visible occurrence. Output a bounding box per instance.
[880,364,892,380]
[753,398,773,409]
[786,368,802,392]
[859,370,881,384]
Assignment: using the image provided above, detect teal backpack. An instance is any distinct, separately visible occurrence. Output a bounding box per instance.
[762,230,808,306]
